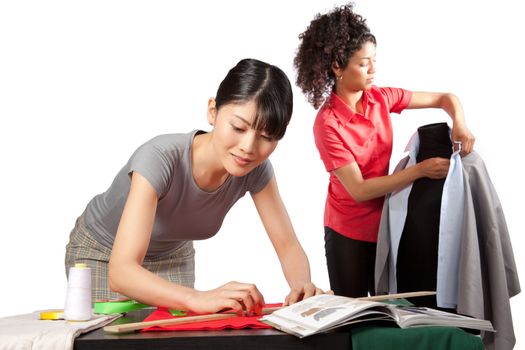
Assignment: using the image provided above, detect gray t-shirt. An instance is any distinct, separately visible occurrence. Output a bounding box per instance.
[84,130,274,257]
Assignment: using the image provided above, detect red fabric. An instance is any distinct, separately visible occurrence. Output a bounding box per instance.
[313,87,412,242]
[141,303,282,332]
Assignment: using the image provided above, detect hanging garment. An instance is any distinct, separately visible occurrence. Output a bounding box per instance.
[395,123,454,309]
[375,126,520,350]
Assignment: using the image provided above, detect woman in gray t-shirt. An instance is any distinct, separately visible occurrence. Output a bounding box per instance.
[65,58,326,316]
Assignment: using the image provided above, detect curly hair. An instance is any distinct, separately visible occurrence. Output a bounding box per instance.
[294,3,376,109]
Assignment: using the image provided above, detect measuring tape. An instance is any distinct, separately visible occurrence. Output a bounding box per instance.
[39,310,65,320]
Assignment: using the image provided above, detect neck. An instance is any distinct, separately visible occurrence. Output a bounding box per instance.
[192,132,230,192]
[334,87,364,113]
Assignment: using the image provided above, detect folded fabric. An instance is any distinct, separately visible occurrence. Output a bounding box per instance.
[351,324,484,350]
[142,303,282,332]
[0,312,120,350]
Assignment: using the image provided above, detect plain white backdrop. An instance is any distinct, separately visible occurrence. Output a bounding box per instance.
[1,0,523,346]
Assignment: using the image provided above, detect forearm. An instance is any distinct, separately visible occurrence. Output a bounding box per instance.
[109,261,194,309]
[336,164,423,202]
[277,241,312,289]
[439,93,466,126]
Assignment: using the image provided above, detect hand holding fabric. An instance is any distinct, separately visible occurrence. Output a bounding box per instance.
[451,123,475,156]
[186,281,265,316]
[417,157,450,179]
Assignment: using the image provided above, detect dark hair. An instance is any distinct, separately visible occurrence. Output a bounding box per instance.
[294,3,376,109]
[215,58,293,140]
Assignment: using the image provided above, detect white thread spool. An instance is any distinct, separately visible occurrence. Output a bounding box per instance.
[64,263,92,321]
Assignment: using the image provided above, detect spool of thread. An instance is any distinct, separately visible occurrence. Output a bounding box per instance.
[64,263,92,321]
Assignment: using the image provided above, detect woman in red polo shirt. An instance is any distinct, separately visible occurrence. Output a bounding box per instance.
[293,4,475,297]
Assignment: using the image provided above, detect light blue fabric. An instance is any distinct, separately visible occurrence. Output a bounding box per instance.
[387,133,418,295]
[437,148,464,308]
[387,129,464,308]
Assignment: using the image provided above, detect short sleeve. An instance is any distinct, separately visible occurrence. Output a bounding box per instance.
[127,141,174,199]
[246,160,274,195]
[379,87,412,114]
[314,120,355,172]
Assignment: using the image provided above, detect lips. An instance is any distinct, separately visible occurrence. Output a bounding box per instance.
[232,153,253,166]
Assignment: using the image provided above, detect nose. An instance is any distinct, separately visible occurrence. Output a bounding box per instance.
[368,60,376,74]
[239,132,256,154]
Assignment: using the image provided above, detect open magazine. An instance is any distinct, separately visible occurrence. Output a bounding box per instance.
[261,294,494,338]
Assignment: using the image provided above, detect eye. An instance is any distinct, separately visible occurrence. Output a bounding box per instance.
[259,133,274,141]
[231,124,245,132]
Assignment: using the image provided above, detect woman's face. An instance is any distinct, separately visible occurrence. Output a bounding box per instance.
[334,41,377,92]
[208,99,278,177]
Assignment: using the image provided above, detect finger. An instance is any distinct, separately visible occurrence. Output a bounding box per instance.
[223,281,265,313]
[460,143,469,157]
[286,289,303,305]
[220,299,244,315]
[302,283,317,300]
[227,290,255,315]
[464,139,474,154]
[453,140,461,153]
[241,293,256,316]
[244,283,265,308]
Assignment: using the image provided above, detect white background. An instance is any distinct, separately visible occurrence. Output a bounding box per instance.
[1,0,523,346]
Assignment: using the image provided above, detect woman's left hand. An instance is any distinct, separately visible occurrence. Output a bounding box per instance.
[451,123,475,156]
[283,282,332,306]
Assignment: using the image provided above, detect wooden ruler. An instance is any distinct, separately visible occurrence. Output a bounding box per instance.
[358,291,436,301]
[103,306,281,334]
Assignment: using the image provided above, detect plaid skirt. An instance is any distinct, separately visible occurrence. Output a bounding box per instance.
[65,214,195,302]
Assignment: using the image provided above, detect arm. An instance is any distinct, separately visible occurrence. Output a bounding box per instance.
[408,92,475,155]
[333,158,450,202]
[108,172,264,315]
[251,175,325,305]
[334,92,473,202]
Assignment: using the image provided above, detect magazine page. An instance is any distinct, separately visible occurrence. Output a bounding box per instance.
[264,311,393,338]
[261,294,391,335]
[392,305,495,332]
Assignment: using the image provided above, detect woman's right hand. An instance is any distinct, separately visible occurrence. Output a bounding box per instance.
[417,157,450,179]
[185,281,265,316]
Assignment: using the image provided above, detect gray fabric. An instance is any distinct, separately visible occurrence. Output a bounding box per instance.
[83,130,274,257]
[375,151,521,350]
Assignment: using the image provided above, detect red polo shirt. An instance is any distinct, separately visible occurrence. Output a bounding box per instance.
[313,86,412,242]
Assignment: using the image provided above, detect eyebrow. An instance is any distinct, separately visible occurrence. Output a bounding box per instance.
[233,114,251,125]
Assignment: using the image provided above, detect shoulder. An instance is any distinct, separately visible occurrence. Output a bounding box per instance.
[368,86,408,102]
[142,131,195,151]
[131,131,197,160]
[367,86,412,113]
[314,102,339,130]
[243,159,274,194]
[249,159,274,178]
[127,131,197,198]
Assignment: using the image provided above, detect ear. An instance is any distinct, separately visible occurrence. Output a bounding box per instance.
[207,98,217,126]
[331,62,342,80]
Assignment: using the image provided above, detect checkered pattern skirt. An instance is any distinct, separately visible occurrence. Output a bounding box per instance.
[65,214,195,301]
